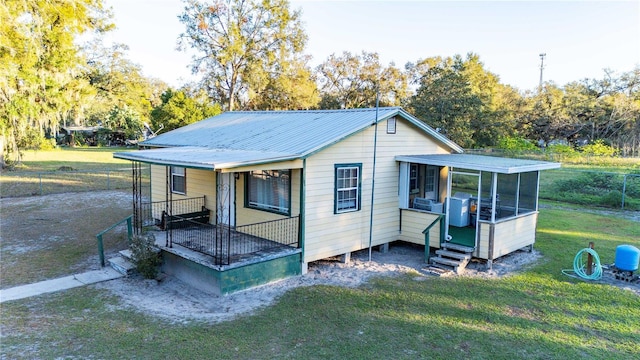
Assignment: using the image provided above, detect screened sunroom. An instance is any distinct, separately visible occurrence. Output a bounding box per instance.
[395,154,560,267]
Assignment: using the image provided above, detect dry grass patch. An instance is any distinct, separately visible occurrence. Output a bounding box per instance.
[0,190,132,288]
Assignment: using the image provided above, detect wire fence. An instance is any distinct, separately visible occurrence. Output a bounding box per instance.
[540,169,640,210]
[0,167,150,198]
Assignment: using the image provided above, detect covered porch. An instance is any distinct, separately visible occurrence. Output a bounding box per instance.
[116,148,305,294]
[395,154,560,269]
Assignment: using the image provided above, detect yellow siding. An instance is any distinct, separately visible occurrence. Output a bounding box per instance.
[235,169,301,226]
[476,222,491,259]
[397,210,442,248]
[303,119,450,263]
[150,165,217,221]
[492,213,538,258]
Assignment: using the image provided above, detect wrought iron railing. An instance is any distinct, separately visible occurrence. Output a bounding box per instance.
[168,216,300,266]
[138,196,206,228]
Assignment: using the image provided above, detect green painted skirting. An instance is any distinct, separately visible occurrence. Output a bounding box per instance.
[162,250,302,296]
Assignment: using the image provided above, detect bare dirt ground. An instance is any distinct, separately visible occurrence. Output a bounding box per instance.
[3,190,639,325]
[96,244,551,324]
[97,243,640,325]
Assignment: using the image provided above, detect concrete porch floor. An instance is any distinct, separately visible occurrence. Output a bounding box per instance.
[151,230,301,272]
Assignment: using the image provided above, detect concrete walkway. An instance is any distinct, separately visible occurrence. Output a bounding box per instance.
[0,268,124,303]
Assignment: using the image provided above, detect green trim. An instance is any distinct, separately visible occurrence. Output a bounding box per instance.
[232,172,237,226]
[334,163,363,214]
[299,160,306,258]
[162,250,302,295]
[244,170,292,217]
[422,214,445,262]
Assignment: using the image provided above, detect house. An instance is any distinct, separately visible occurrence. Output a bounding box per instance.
[113,107,560,294]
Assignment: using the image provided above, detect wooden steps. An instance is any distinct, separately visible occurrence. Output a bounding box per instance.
[427,242,474,275]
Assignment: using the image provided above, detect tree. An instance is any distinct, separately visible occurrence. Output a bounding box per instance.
[407,54,517,148]
[520,83,570,146]
[516,68,640,155]
[316,51,409,109]
[150,88,222,132]
[84,41,166,127]
[245,55,319,110]
[407,55,482,148]
[178,0,307,111]
[0,0,112,165]
[104,105,143,140]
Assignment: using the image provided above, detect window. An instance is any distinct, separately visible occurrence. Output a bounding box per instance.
[335,164,361,213]
[246,170,290,215]
[386,117,396,134]
[171,166,186,194]
[408,164,438,199]
[518,171,538,215]
[424,166,438,200]
[409,164,419,194]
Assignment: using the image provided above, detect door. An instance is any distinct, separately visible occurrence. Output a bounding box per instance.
[217,172,235,226]
[446,170,480,248]
[424,166,438,200]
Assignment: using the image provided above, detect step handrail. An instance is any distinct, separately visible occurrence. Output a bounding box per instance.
[96,215,133,267]
[422,214,445,262]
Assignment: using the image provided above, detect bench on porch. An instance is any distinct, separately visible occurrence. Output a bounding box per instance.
[160,206,210,230]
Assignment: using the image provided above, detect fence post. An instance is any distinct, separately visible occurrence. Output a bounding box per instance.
[39,172,43,195]
[621,174,627,209]
[107,170,110,190]
[126,215,133,243]
[97,234,105,267]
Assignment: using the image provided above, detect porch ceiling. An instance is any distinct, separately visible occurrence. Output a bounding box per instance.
[114,146,301,170]
[395,154,561,174]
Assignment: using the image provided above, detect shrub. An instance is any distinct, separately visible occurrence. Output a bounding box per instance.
[130,234,162,279]
[497,136,539,153]
[601,190,623,207]
[546,143,577,154]
[581,140,618,157]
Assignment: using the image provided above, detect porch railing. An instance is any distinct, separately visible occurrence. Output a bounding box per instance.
[168,215,300,266]
[138,196,206,228]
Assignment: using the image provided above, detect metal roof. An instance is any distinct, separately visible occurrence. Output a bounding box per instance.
[115,107,463,169]
[114,146,298,170]
[395,154,561,174]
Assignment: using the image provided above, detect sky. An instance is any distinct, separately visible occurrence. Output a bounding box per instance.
[103,0,640,92]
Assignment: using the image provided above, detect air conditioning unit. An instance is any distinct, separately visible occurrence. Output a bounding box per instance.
[413,198,443,213]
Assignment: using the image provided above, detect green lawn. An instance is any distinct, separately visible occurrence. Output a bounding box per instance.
[16,147,131,171]
[1,209,639,359]
[1,148,144,197]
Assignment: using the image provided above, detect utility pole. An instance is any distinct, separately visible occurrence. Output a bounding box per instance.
[538,53,546,91]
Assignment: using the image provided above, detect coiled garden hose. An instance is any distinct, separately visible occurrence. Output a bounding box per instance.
[562,248,603,280]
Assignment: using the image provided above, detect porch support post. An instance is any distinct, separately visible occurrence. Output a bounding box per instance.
[491,172,498,223]
[165,166,171,247]
[299,159,307,274]
[535,171,541,212]
[444,166,452,242]
[131,162,138,236]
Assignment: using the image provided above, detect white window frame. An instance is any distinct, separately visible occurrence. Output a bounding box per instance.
[170,166,186,194]
[387,117,396,134]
